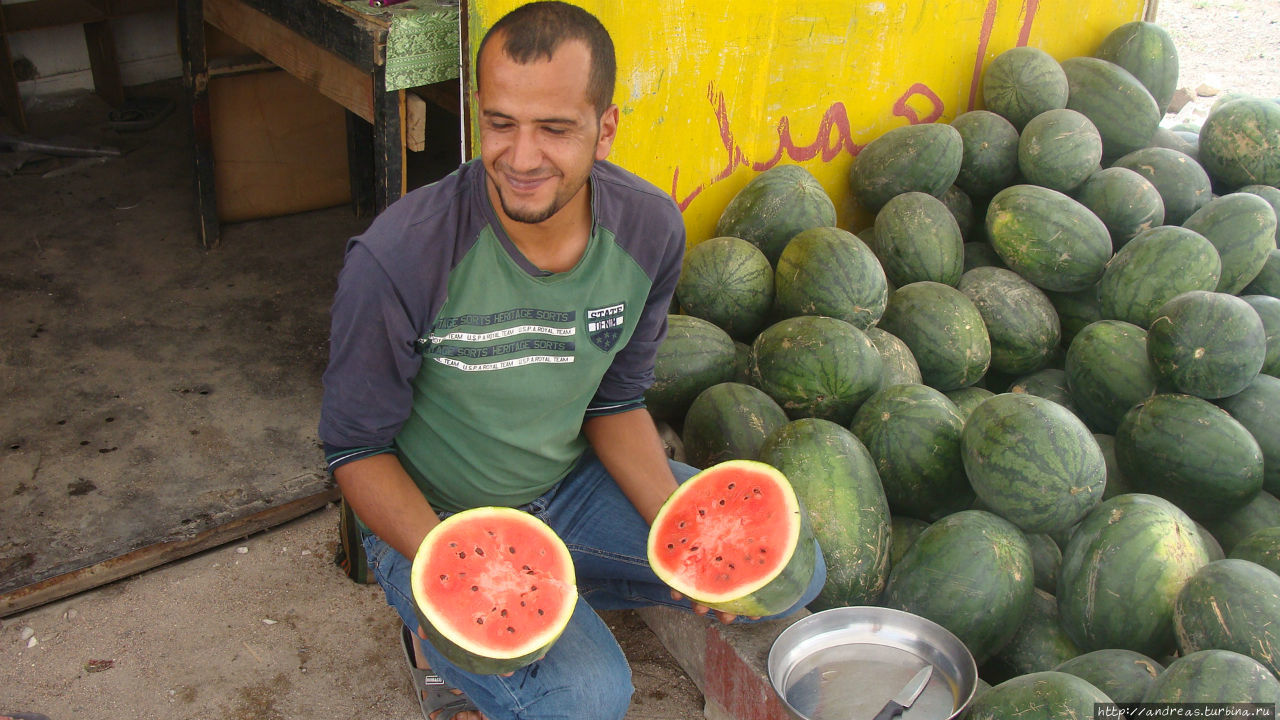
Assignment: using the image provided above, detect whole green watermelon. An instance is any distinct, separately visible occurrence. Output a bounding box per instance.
[1073,166,1165,249]
[873,191,965,287]
[1147,291,1266,399]
[714,164,836,265]
[964,671,1112,720]
[1053,649,1164,705]
[1065,320,1159,434]
[1182,192,1279,295]
[1061,56,1161,159]
[982,46,1070,131]
[1218,374,1280,495]
[773,226,887,330]
[1203,490,1280,556]
[863,327,922,392]
[962,393,1105,534]
[1116,393,1264,521]
[1229,526,1280,575]
[1057,493,1211,656]
[676,237,774,341]
[1242,295,1280,376]
[1111,147,1213,225]
[645,314,736,422]
[1142,649,1280,704]
[884,510,1034,663]
[850,383,972,522]
[958,266,1061,375]
[1174,559,1280,678]
[985,184,1112,293]
[1244,249,1280,297]
[1093,21,1180,112]
[751,315,883,425]
[1198,97,1280,191]
[951,110,1021,199]
[1096,225,1222,329]
[681,382,788,468]
[1026,533,1061,594]
[849,123,963,212]
[758,418,891,609]
[1017,108,1103,194]
[877,282,991,391]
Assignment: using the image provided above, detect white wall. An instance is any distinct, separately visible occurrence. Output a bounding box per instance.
[5,7,182,97]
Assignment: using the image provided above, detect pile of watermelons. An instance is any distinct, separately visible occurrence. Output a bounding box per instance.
[644,19,1280,715]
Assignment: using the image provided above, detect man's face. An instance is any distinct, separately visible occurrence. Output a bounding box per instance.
[476,36,617,225]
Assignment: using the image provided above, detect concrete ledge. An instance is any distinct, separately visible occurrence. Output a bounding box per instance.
[638,606,809,720]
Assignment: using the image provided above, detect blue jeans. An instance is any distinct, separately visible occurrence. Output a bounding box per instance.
[360,451,827,720]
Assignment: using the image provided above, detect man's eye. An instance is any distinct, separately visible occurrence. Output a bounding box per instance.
[543,126,569,136]
[489,121,514,131]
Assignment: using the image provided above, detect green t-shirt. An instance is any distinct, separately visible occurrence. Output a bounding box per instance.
[319,159,686,512]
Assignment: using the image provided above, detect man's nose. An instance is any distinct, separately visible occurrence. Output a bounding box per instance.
[507,127,542,172]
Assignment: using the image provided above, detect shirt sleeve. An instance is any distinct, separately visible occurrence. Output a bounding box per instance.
[586,210,686,415]
[318,241,425,454]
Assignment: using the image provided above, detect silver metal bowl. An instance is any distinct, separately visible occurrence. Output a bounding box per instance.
[767,606,978,720]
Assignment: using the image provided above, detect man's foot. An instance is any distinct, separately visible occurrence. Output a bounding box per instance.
[401,625,487,720]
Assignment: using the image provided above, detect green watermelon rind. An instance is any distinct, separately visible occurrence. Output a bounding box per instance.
[982,46,1070,131]
[872,191,965,288]
[751,315,884,425]
[963,671,1112,720]
[1197,98,1280,191]
[1182,192,1279,295]
[645,314,737,422]
[1064,319,1159,435]
[1017,108,1103,194]
[850,123,964,212]
[714,165,837,265]
[951,110,1021,199]
[676,236,775,341]
[1074,166,1165,250]
[1096,225,1222,329]
[1111,147,1213,226]
[958,266,1061,375]
[773,226,888,330]
[681,382,789,469]
[1217,373,1280,495]
[1093,20,1180,113]
[877,281,991,392]
[1061,56,1161,159]
[1142,649,1280,704]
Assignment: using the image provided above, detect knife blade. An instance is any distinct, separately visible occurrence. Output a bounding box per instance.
[870,665,933,720]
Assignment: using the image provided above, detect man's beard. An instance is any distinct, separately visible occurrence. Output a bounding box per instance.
[495,186,561,224]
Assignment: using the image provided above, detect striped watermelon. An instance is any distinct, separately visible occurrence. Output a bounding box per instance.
[714,164,836,265]
[1065,320,1159,434]
[850,383,972,522]
[1203,491,1280,556]
[958,266,1061,375]
[982,47,1070,131]
[951,110,1021,199]
[773,226,888,330]
[884,510,1034,663]
[877,282,991,391]
[1017,108,1103,194]
[1116,393,1264,522]
[964,671,1111,720]
[1093,21,1180,113]
[1244,249,1280,297]
[751,315,883,425]
[985,184,1112,293]
[758,419,891,609]
[676,237,774,342]
[1074,167,1165,249]
[1111,147,1213,225]
[1174,559,1280,678]
[864,327,923,392]
[1142,650,1280,704]
[1182,192,1279,295]
[1242,295,1280,376]
[1147,291,1266,399]
[962,393,1105,534]
[1229,526,1280,575]
[1054,649,1164,705]
[1057,493,1211,656]
[985,588,1082,682]
[1218,374,1280,495]
[1061,56,1161,159]
[681,382,788,468]
[645,314,737,422]
[849,123,963,212]
[1198,97,1280,191]
[872,191,965,288]
[1096,226,1222,329]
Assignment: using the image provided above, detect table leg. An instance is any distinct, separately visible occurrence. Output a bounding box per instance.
[84,20,125,108]
[177,0,220,248]
[0,11,28,133]
[345,109,374,219]
[372,74,405,215]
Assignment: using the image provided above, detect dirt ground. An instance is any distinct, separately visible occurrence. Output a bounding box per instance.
[1,2,1278,718]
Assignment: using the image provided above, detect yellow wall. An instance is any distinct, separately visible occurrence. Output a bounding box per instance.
[467,0,1147,243]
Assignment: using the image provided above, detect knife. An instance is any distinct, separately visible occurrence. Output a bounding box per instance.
[870,665,933,720]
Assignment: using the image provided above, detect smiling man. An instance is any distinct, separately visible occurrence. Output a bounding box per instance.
[318,3,823,719]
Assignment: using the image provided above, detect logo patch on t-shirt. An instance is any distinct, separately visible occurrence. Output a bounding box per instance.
[586,302,626,352]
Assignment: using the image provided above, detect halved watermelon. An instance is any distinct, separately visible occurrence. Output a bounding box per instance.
[647,460,815,617]
[411,507,577,675]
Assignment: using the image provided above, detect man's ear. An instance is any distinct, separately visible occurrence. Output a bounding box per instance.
[595,104,620,161]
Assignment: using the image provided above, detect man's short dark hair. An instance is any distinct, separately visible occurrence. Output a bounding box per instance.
[476,1,616,116]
